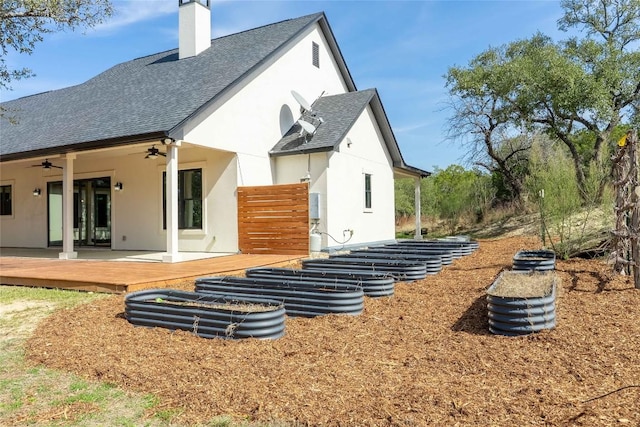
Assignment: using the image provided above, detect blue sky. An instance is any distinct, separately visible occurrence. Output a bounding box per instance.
[1,0,567,172]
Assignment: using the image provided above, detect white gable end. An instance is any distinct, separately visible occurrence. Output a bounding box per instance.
[178,24,350,185]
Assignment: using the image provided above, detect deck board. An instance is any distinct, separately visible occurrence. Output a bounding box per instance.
[0,254,304,293]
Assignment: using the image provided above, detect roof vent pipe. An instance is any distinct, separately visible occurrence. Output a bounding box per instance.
[178,0,211,59]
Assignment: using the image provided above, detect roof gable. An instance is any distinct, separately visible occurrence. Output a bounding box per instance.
[271,89,430,178]
[270,89,376,156]
[1,12,356,161]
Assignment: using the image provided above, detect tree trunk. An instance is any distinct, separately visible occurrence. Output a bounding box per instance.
[611,129,640,290]
[629,130,640,289]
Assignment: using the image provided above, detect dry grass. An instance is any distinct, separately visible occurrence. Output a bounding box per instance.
[487,270,556,297]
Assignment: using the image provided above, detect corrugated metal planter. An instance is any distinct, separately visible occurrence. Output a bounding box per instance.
[390,243,463,258]
[195,276,364,318]
[302,257,428,282]
[245,267,395,298]
[330,253,442,275]
[486,271,557,336]
[361,247,455,265]
[513,250,556,271]
[125,289,286,340]
[397,239,479,256]
[345,249,451,268]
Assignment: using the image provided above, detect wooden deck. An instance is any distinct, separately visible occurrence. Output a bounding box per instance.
[0,254,304,293]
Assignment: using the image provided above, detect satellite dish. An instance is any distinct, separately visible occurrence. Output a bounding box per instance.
[298,119,317,135]
[291,90,313,112]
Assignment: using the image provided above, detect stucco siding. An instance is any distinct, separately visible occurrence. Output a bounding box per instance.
[180,24,349,186]
[0,146,239,252]
[325,106,396,248]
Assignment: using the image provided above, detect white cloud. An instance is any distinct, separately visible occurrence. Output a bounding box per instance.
[95,0,177,32]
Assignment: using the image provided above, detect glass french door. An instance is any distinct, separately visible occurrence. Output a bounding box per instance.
[47,177,111,247]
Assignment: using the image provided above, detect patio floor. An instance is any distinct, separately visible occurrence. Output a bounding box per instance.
[0,249,305,293]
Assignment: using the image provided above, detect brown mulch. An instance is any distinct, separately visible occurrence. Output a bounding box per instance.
[25,236,640,426]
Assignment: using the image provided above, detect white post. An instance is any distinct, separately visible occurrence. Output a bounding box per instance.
[163,141,181,263]
[413,176,423,240]
[59,154,77,259]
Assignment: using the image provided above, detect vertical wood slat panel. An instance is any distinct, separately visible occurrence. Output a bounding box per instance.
[238,183,309,255]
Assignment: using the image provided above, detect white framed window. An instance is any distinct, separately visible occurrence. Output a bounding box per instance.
[162,168,203,230]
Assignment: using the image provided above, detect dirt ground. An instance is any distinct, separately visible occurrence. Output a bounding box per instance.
[25,236,640,426]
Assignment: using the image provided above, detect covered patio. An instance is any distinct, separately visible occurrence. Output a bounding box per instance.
[0,249,304,293]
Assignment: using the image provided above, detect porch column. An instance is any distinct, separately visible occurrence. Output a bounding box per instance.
[59,154,77,259]
[162,140,181,263]
[413,176,423,240]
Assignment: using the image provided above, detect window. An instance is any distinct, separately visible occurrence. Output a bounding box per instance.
[0,185,12,216]
[163,169,202,229]
[364,173,372,210]
[312,41,319,68]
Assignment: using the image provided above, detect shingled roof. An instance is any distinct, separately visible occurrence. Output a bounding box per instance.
[271,89,431,177]
[1,12,354,161]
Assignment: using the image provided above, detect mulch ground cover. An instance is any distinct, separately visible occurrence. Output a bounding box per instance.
[25,236,640,426]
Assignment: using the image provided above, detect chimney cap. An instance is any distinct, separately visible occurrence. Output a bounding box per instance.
[179,0,210,8]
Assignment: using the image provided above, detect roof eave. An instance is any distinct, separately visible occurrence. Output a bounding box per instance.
[317,13,357,92]
[367,90,431,178]
[394,164,431,178]
[0,131,167,163]
[269,145,333,157]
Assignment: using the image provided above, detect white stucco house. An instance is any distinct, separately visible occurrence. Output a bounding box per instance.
[0,0,429,262]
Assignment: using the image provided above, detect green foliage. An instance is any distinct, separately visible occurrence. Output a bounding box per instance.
[425,165,494,232]
[0,0,113,91]
[526,142,585,258]
[445,0,640,203]
[395,165,496,233]
[394,178,415,219]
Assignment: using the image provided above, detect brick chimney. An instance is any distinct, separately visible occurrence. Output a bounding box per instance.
[178,0,211,59]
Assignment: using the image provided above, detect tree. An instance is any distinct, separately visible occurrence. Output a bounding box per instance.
[426,165,488,232]
[446,0,640,202]
[0,0,113,91]
[446,52,531,205]
[394,178,415,220]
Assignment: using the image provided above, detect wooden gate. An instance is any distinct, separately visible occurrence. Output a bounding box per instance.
[238,183,309,255]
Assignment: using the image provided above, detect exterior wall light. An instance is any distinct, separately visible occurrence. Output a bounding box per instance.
[161,137,175,145]
[33,188,41,197]
[114,182,124,191]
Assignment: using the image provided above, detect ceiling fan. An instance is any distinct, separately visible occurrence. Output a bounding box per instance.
[145,145,166,159]
[31,159,62,169]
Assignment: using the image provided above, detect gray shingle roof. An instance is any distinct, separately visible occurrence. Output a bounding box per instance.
[270,89,377,156]
[0,12,331,160]
[270,89,431,177]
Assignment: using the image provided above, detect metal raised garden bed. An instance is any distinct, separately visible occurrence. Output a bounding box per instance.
[195,276,365,317]
[395,239,479,256]
[245,267,395,298]
[512,249,556,272]
[301,257,428,282]
[385,243,465,259]
[356,247,455,265]
[329,253,442,275]
[125,289,286,340]
[486,270,557,336]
